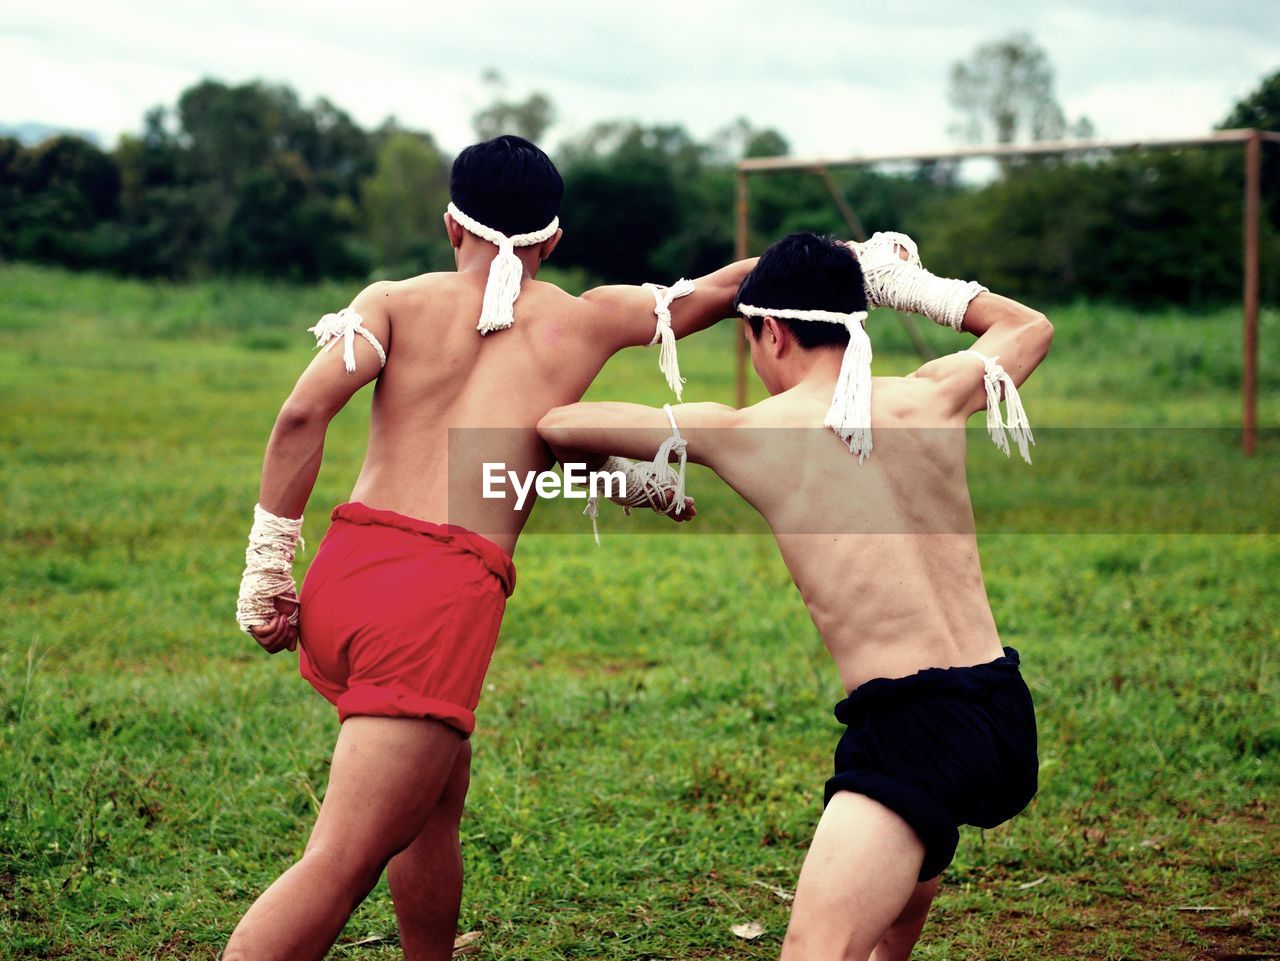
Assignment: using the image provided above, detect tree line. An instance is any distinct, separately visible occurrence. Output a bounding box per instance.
[2,57,1277,307]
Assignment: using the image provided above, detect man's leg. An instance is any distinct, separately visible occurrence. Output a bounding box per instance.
[386,740,472,961]
[870,877,938,961]
[780,792,926,961]
[223,716,464,961]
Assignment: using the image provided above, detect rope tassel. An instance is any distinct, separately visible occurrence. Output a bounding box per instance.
[823,322,875,461]
[644,279,696,399]
[479,240,523,334]
[584,495,602,546]
[965,349,1035,463]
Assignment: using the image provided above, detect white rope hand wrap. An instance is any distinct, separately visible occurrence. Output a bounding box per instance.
[583,404,691,545]
[963,349,1035,464]
[849,231,987,331]
[308,308,387,374]
[643,278,696,400]
[446,202,560,334]
[235,504,304,634]
[738,304,875,460]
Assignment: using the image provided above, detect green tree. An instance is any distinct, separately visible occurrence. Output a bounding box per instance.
[917,148,1264,307]
[1221,68,1280,132]
[557,122,723,282]
[361,130,453,274]
[141,79,373,278]
[948,33,1089,145]
[472,70,555,144]
[1,135,122,267]
[1220,67,1280,227]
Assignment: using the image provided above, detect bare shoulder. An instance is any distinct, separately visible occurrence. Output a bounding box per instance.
[376,271,468,306]
[520,278,587,311]
[907,352,982,384]
[901,353,985,420]
[671,400,744,430]
[359,272,489,335]
[734,389,834,428]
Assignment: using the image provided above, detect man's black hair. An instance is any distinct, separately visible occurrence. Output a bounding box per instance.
[734,231,867,349]
[450,135,564,237]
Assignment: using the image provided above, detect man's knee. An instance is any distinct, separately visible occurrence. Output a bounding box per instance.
[782,918,875,961]
[434,742,472,822]
[896,878,938,925]
[301,837,392,895]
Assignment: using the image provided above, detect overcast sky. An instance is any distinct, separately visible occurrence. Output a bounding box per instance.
[3,0,1276,158]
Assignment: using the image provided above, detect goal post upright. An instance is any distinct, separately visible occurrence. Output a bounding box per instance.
[734,128,1278,451]
[1244,129,1261,456]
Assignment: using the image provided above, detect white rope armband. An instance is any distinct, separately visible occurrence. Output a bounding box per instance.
[850,231,986,331]
[963,349,1035,464]
[643,279,696,400]
[308,308,387,374]
[583,404,690,545]
[446,202,560,334]
[236,504,305,634]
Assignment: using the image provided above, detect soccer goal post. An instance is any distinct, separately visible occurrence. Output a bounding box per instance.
[733,128,1280,455]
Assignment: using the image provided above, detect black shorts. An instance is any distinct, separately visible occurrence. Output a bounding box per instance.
[824,647,1038,881]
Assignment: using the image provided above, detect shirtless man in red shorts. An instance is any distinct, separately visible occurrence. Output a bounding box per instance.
[225,135,756,961]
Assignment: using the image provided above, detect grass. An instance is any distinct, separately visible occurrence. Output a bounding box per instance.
[0,261,1277,960]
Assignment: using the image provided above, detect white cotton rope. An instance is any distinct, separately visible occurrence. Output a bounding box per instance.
[739,303,875,460]
[643,278,696,400]
[308,308,387,373]
[584,404,690,545]
[849,231,987,331]
[446,202,560,334]
[235,504,304,633]
[963,349,1035,464]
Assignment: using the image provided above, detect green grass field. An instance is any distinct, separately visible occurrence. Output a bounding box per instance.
[1,262,1277,960]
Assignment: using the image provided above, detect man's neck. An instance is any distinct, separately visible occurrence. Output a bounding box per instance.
[779,346,846,393]
[456,240,543,281]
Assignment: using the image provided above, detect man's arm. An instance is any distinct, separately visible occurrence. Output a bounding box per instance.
[538,401,745,471]
[240,283,393,652]
[910,292,1054,418]
[848,231,1052,420]
[258,283,393,515]
[579,258,758,353]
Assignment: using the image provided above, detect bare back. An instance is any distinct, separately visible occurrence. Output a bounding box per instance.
[349,274,627,554]
[714,378,1004,692]
[537,285,1050,694]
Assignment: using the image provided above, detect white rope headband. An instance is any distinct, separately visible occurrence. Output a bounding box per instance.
[739,303,875,460]
[447,201,560,334]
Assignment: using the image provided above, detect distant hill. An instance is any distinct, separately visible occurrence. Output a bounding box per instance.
[0,122,104,147]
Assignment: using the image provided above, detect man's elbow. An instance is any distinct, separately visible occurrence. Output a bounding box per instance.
[275,397,333,435]
[536,406,574,445]
[1025,310,1054,354]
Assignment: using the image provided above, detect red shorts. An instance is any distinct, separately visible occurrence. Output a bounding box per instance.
[297,502,516,736]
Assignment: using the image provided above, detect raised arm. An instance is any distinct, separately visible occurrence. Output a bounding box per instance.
[911,292,1054,419]
[580,258,758,352]
[848,231,1052,420]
